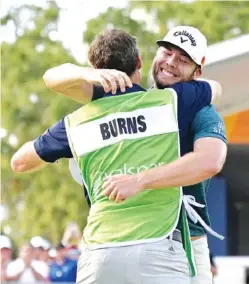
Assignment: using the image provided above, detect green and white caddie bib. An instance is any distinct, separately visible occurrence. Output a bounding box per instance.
[65,89,197,275]
[65,88,181,244]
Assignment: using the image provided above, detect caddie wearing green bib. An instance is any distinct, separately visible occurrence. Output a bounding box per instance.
[66,87,197,284]
[12,29,227,284]
[66,88,182,248]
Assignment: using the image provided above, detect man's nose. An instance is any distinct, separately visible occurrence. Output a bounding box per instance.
[166,54,177,68]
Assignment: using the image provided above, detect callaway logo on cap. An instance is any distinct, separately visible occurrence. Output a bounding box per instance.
[156,26,207,66]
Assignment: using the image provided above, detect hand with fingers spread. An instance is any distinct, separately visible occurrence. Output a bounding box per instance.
[103,174,144,203]
[92,69,133,94]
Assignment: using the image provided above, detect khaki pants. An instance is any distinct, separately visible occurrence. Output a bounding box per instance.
[77,238,190,284]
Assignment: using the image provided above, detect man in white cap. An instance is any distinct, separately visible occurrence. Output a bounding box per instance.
[0,235,13,282]
[30,236,51,262]
[101,26,225,284]
[153,26,207,87]
[149,26,220,284]
[6,243,49,283]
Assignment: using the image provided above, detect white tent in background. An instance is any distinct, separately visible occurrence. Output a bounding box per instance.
[203,34,249,116]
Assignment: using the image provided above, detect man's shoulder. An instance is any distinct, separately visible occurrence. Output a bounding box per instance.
[191,105,227,144]
[170,80,211,95]
[196,105,222,119]
[193,105,225,128]
[173,80,209,87]
[93,83,146,101]
[69,85,147,122]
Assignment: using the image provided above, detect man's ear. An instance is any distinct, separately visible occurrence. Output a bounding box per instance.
[136,56,142,70]
[193,67,202,80]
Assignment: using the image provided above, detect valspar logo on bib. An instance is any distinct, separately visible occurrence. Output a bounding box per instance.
[100,115,147,140]
[69,105,178,157]
[92,162,167,192]
[103,161,166,179]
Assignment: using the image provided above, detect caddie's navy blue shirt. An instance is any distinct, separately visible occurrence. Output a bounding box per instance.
[34,81,212,160]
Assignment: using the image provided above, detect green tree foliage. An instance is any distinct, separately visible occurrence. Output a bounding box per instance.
[1,2,89,245]
[84,1,249,86]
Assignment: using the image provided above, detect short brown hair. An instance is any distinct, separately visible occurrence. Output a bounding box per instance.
[88,29,139,76]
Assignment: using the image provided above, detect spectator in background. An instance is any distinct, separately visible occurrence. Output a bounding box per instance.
[61,222,82,260]
[0,235,13,282]
[210,252,218,278]
[30,236,52,262]
[48,247,57,264]
[30,236,50,280]
[6,243,48,283]
[49,243,77,283]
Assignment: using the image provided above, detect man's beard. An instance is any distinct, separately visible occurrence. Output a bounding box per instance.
[152,68,171,89]
[154,78,170,89]
[152,64,197,89]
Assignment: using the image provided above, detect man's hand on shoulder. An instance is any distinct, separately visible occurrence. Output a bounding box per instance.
[90,69,133,94]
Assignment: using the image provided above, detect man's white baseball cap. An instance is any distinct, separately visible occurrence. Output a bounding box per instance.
[0,235,12,249]
[156,26,207,66]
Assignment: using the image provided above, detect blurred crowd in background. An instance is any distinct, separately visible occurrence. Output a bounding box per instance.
[1,222,81,283]
[1,223,219,284]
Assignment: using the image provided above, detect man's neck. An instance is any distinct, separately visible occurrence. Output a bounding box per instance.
[130,70,141,85]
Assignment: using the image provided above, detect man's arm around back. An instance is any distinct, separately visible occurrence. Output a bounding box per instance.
[103,137,227,202]
[43,64,220,104]
[138,137,227,188]
[43,64,132,104]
